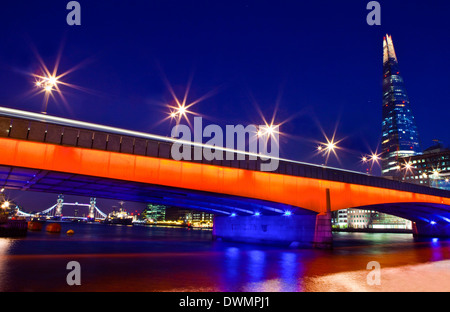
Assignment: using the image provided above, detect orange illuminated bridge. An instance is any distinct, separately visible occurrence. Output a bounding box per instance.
[1,106,450,247]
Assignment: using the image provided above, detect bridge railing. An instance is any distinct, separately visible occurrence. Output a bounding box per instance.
[1,111,449,199]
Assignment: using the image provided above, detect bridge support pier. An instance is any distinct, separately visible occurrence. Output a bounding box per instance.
[312,188,333,249]
[312,212,333,249]
[412,221,450,238]
[212,189,334,249]
[212,212,333,249]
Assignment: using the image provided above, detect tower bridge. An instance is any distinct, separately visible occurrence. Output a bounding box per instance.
[15,194,107,221]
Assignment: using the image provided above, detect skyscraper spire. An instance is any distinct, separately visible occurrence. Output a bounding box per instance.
[383,34,397,64]
[381,34,421,177]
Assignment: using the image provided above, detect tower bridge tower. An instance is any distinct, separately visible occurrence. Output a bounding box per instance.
[55,194,64,217]
[88,197,96,219]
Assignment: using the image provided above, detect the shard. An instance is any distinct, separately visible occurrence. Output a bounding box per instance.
[381,34,421,177]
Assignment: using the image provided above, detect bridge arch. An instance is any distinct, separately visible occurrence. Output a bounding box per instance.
[347,202,450,225]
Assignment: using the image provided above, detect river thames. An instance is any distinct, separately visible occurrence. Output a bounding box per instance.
[0,223,449,292]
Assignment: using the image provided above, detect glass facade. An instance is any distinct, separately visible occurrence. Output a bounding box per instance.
[141,204,167,222]
[399,144,450,191]
[381,34,421,177]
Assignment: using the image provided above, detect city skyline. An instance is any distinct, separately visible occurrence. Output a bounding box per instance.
[0,2,450,210]
[1,1,450,213]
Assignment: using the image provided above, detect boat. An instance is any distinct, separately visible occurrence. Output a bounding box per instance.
[102,202,134,225]
[0,195,27,237]
[103,216,133,225]
[0,217,28,237]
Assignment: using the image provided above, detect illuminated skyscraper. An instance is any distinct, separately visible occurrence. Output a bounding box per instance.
[141,204,166,221]
[381,34,421,177]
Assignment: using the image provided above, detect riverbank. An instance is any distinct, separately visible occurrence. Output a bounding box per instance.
[333,228,412,234]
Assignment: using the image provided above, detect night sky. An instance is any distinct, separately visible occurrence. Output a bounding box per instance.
[1,0,449,213]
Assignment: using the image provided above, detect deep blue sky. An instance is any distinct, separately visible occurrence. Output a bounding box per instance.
[1,0,449,212]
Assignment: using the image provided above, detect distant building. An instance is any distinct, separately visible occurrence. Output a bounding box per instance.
[398,142,450,190]
[332,209,348,228]
[165,207,192,222]
[370,211,412,230]
[332,208,412,230]
[141,204,167,222]
[191,211,214,223]
[347,209,372,229]
[164,207,214,226]
[381,34,421,177]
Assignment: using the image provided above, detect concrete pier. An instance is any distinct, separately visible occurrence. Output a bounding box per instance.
[213,189,334,249]
[312,212,333,249]
[212,214,317,248]
[212,212,336,249]
[312,188,333,249]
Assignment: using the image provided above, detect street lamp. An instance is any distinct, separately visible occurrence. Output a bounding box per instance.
[361,152,381,175]
[325,141,336,152]
[35,74,59,92]
[370,153,380,163]
[259,123,279,139]
[317,138,340,166]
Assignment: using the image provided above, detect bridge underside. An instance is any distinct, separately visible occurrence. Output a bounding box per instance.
[2,165,450,247]
[4,163,449,222]
[354,203,450,238]
[357,203,450,225]
[0,165,314,217]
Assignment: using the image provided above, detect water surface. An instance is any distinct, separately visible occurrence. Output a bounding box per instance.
[0,223,449,291]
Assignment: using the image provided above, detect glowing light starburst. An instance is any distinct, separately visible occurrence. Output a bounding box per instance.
[310,112,349,167]
[154,69,219,130]
[370,153,381,164]
[248,92,289,151]
[316,134,344,166]
[35,74,58,92]
[23,42,94,114]
[360,151,382,174]
[168,101,195,126]
[258,123,280,139]
[31,59,71,114]
[395,158,417,179]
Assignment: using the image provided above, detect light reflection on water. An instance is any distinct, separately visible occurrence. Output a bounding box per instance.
[0,223,449,291]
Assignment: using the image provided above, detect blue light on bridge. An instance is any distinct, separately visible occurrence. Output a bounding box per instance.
[230,213,236,217]
[254,212,261,216]
[284,211,292,216]
[430,221,437,225]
